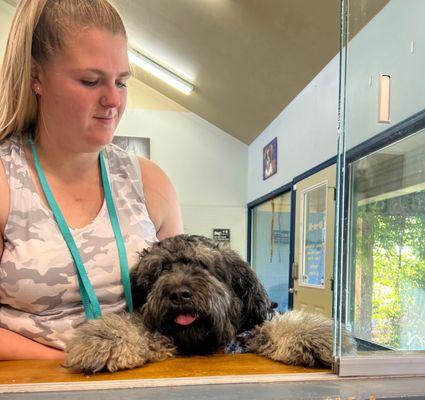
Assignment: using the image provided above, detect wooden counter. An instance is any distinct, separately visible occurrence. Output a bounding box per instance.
[0,353,333,393]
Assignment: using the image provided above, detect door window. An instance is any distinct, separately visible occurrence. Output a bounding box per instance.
[301,183,328,288]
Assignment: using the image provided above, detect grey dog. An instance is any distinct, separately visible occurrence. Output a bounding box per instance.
[65,234,355,373]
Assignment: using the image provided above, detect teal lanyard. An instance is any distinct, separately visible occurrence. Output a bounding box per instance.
[28,134,133,319]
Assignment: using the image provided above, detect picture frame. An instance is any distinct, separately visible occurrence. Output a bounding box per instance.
[263,137,277,180]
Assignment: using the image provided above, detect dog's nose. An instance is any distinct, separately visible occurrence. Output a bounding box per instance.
[169,286,193,304]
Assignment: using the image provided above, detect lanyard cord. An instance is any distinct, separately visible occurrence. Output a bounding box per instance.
[99,153,133,315]
[28,134,133,319]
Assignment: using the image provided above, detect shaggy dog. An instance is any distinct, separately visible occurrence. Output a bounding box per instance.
[65,235,355,373]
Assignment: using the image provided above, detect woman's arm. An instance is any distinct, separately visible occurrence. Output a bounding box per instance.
[139,158,183,240]
[0,328,65,360]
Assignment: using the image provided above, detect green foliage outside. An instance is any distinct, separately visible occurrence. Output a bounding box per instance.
[355,191,425,349]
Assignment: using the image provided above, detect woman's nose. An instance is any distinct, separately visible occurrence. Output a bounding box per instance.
[100,85,121,108]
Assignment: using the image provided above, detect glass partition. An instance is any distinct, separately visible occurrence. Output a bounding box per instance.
[251,192,291,312]
[343,0,425,149]
[335,0,425,376]
[348,131,425,351]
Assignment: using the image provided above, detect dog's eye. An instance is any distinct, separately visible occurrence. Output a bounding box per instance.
[162,264,171,271]
[195,261,209,270]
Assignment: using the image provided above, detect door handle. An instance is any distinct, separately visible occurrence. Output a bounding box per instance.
[292,261,298,280]
[288,288,297,294]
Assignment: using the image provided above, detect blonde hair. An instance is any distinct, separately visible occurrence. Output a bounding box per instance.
[0,0,127,140]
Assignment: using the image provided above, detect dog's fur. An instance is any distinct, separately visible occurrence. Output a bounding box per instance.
[65,234,355,373]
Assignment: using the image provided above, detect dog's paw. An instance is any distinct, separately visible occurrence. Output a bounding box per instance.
[247,311,356,368]
[64,313,152,373]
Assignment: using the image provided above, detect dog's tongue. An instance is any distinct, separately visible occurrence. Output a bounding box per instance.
[175,314,197,326]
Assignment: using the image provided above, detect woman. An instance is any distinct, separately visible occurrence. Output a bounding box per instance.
[0,0,183,360]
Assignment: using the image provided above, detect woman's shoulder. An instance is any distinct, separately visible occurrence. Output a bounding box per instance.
[138,157,177,215]
[0,134,25,230]
[0,134,19,155]
[103,143,183,239]
[0,134,17,200]
[104,141,132,162]
[103,143,141,183]
[137,157,183,240]
[138,158,172,190]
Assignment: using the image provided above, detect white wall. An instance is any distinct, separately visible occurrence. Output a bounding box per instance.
[345,0,425,148]
[117,105,248,258]
[247,0,425,203]
[247,55,340,202]
[0,0,13,51]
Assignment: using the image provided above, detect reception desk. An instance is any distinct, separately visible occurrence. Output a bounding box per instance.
[0,353,331,394]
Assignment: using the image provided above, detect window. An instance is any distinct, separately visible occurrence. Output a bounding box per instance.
[251,192,291,312]
[301,183,328,288]
[348,130,425,350]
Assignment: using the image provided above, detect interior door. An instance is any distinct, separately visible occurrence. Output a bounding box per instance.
[290,164,336,317]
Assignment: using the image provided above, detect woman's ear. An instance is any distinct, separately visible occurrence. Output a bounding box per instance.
[31,58,43,95]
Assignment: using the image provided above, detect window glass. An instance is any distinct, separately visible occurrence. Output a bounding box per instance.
[348,130,425,350]
[301,184,327,288]
[251,192,291,312]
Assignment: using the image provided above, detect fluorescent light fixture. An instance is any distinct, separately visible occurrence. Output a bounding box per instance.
[128,48,194,95]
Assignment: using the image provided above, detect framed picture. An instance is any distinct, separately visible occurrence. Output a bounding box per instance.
[263,137,277,180]
[213,229,230,243]
[112,136,150,159]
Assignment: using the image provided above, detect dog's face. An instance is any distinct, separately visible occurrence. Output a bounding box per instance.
[131,235,272,355]
[139,260,241,354]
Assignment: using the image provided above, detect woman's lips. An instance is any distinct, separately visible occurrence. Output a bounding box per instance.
[94,116,115,125]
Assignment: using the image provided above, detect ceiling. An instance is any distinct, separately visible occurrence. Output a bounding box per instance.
[117,0,343,145]
[5,0,388,144]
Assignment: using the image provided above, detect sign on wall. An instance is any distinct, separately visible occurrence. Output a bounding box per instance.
[213,229,230,243]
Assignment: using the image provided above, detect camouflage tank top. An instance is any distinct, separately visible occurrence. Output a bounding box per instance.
[0,134,158,350]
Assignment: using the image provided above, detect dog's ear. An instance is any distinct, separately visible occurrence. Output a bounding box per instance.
[218,246,272,331]
[130,245,170,310]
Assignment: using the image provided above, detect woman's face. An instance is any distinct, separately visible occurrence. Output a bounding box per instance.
[34,28,130,152]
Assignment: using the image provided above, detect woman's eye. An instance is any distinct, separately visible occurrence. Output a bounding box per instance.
[81,80,98,87]
[116,81,127,89]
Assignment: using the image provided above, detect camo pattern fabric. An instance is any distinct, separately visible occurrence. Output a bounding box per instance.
[0,134,158,350]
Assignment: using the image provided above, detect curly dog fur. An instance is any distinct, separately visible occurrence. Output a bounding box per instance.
[65,234,355,373]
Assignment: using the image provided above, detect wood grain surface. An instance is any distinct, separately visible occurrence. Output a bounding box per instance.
[0,353,331,385]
